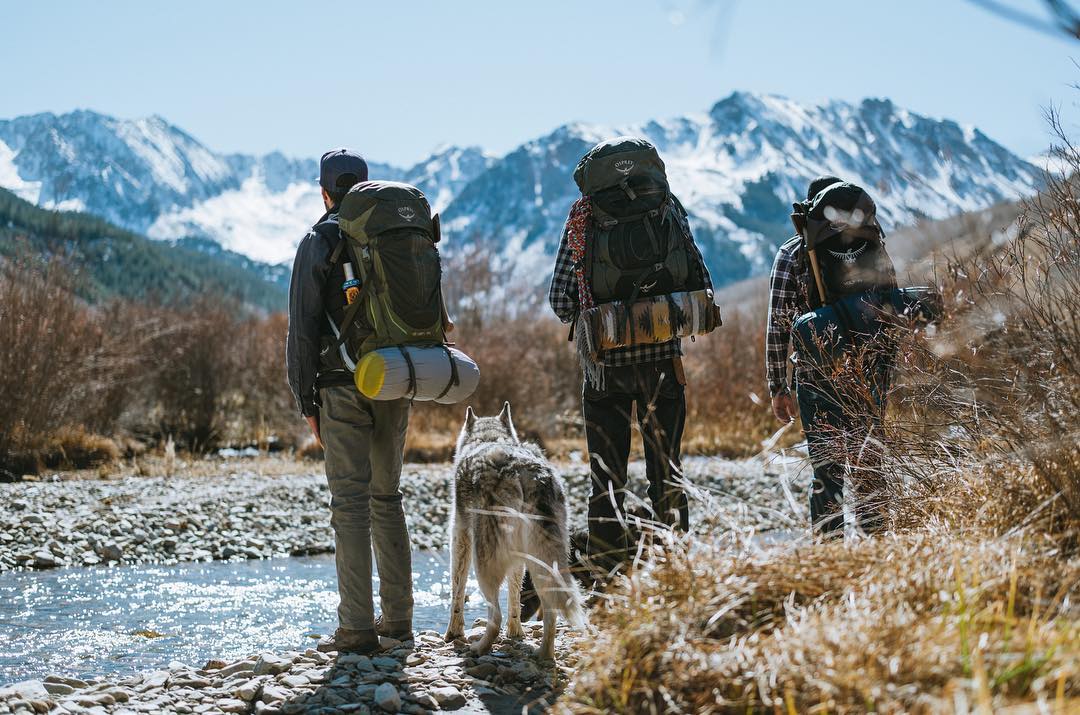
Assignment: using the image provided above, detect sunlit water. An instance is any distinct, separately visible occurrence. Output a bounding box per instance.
[0,552,487,686]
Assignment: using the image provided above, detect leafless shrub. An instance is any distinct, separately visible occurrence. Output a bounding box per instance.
[0,252,158,474]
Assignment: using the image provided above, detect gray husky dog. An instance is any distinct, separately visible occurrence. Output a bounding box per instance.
[443,402,585,659]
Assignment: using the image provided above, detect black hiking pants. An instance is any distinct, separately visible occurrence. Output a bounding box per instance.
[796,376,887,538]
[582,358,688,574]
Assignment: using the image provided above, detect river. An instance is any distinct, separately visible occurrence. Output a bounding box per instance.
[0,551,486,686]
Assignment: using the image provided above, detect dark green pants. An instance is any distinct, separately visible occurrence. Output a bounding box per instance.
[319,386,412,631]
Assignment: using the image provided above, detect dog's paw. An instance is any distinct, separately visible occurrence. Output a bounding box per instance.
[506,622,525,639]
[469,640,493,656]
[443,624,464,642]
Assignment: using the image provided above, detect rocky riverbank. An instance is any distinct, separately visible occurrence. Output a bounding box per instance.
[0,623,581,714]
[0,454,806,572]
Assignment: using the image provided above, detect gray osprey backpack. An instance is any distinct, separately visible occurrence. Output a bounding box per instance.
[573,136,707,304]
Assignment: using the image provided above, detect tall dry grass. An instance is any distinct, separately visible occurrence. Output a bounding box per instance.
[559,116,1080,712]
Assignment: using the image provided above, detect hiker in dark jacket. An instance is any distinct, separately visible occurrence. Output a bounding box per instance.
[549,138,714,577]
[766,176,896,538]
[286,149,413,654]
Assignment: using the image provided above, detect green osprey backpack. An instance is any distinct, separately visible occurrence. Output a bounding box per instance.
[573,136,706,304]
[330,181,446,362]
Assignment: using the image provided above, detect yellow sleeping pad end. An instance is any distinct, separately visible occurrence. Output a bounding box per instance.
[354,351,387,399]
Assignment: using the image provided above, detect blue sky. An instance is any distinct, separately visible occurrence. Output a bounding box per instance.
[0,0,1075,166]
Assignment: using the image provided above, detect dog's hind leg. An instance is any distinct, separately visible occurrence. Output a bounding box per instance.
[444,515,471,642]
[505,561,526,639]
[470,560,503,655]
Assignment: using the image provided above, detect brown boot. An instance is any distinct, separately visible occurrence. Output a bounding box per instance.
[317,627,380,654]
[375,615,413,642]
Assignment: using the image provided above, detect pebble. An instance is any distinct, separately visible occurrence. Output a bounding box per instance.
[430,685,467,709]
[253,654,291,676]
[373,682,400,712]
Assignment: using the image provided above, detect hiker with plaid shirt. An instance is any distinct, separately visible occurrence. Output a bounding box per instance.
[549,138,712,576]
[766,176,896,537]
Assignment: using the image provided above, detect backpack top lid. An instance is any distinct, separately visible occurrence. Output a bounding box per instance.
[338,180,434,241]
[802,181,883,250]
[573,136,667,196]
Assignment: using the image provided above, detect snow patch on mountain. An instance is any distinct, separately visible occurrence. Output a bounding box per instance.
[0,139,42,203]
[147,171,322,264]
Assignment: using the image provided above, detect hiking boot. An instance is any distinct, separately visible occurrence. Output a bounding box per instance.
[316,627,380,654]
[375,615,413,642]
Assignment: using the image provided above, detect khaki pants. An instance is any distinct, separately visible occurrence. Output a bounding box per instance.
[319,386,413,631]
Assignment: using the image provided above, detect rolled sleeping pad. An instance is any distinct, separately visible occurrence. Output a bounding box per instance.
[354,345,480,403]
[793,286,943,366]
[582,289,722,355]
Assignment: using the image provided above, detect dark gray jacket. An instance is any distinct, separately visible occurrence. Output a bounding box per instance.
[286,210,353,416]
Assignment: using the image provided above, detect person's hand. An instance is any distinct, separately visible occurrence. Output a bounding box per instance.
[305,415,323,448]
[771,392,796,423]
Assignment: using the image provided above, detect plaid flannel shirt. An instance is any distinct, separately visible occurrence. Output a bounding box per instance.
[548,205,711,367]
[765,235,811,396]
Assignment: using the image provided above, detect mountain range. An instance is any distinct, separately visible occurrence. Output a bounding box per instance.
[0,93,1043,290]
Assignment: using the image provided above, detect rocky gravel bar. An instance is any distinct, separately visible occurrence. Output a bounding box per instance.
[0,623,583,714]
[0,452,807,713]
[0,454,805,573]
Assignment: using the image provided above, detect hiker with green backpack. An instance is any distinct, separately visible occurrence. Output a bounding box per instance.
[549,136,721,578]
[766,177,940,538]
[287,149,476,654]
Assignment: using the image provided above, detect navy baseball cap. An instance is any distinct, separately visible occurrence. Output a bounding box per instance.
[319,148,368,193]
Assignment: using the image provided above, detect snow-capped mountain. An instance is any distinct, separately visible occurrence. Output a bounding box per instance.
[0,111,492,263]
[442,92,1042,284]
[0,94,1042,283]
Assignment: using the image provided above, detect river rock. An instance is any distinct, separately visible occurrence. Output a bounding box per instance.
[430,685,467,709]
[373,682,400,712]
[253,653,291,676]
[40,681,74,697]
[337,654,373,671]
[0,681,49,702]
[95,541,123,562]
[31,551,58,568]
[260,684,290,703]
[44,675,89,689]
[233,678,262,701]
[464,662,497,680]
[371,656,399,670]
[218,660,256,678]
[278,674,308,688]
[218,698,249,713]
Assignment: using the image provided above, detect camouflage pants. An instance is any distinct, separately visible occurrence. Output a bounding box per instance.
[319,386,413,631]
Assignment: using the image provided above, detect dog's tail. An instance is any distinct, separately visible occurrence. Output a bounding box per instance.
[527,517,587,628]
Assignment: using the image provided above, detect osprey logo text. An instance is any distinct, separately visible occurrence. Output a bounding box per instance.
[613,159,635,174]
[397,206,416,221]
[639,280,658,293]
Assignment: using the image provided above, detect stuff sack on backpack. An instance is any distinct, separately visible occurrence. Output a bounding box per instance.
[573,136,708,305]
[354,345,480,404]
[794,182,897,309]
[792,286,943,368]
[331,181,447,361]
[579,289,722,358]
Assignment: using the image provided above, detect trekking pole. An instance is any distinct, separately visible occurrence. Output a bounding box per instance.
[806,247,828,305]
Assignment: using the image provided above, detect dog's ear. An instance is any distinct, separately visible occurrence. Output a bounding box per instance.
[498,401,518,440]
[465,406,477,430]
